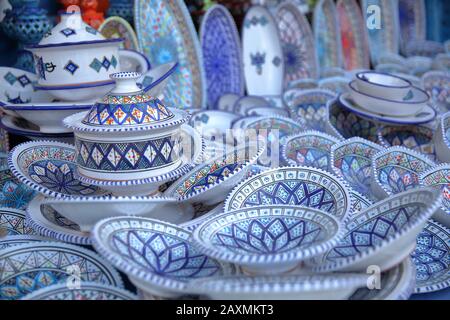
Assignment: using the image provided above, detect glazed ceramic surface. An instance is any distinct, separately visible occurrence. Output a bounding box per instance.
[134,0,206,109]
[398,0,426,53]
[189,110,239,138]
[313,0,343,71]
[436,112,450,163]
[22,282,138,300]
[330,137,382,201]
[281,131,341,171]
[200,5,244,109]
[192,205,344,274]
[372,146,436,197]
[216,93,240,112]
[99,16,140,51]
[336,0,369,70]
[313,187,441,273]
[233,95,271,115]
[0,169,35,210]
[422,71,450,111]
[92,217,237,298]
[355,71,412,101]
[318,76,349,95]
[0,242,123,300]
[349,190,374,215]
[276,2,318,87]
[0,207,35,236]
[137,62,178,99]
[411,219,450,293]
[224,166,351,222]
[242,5,284,96]
[0,235,47,250]
[283,88,335,131]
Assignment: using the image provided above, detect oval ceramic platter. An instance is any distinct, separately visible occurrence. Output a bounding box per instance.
[361,0,400,65]
[398,0,426,53]
[336,0,370,70]
[200,5,244,109]
[313,0,343,73]
[276,1,318,88]
[242,5,284,96]
[99,16,140,51]
[134,0,206,109]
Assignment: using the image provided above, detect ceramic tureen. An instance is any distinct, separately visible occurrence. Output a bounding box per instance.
[64,71,202,196]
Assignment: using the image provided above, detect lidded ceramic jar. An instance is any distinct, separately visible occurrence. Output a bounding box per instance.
[64,72,202,196]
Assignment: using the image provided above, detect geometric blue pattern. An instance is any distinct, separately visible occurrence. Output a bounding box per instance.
[0,170,35,210]
[3,72,31,88]
[89,56,118,73]
[64,60,79,75]
[60,28,76,37]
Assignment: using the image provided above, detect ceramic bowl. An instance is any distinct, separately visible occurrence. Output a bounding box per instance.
[231,116,260,130]
[355,71,412,101]
[8,140,106,199]
[318,76,349,94]
[419,164,450,226]
[22,282,138,300]
[0,235,48,250]
[138,62,178,99]
[313,187,441,273]
[377,125,435,161]
[0,168,36,210]
[349,190,374,216]
[189,110,239,138]
[188,273,368,300]
[164,142,264,206]
[192,205,345,275]
[224,166,352,222]
[372,146,436,198]
[411,219,450,294]
[119,49,151,74]
[281,130,341,171]
[92,216,238,298]
[330,137,382,201]
[0,207,36,235]
[215,93,241,112]
[286,78,318,90]
[349,81,429,117]
[0,242,123,300]
[283,89,335,131]
[393,72,422,88]
[421,71,449,111]
[233,96,271,116]
[435,111,450,163]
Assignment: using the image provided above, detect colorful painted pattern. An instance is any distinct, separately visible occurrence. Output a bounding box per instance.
[41,205,80,232]
[99,16,140,51]
[420,166,450,214]
[0,170,35,209]
[422,72,450,109]
[0,208,35,236]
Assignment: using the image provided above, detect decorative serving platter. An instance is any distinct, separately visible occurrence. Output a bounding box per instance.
[99,16,140,51]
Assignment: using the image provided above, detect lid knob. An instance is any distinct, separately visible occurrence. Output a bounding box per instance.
[109,72,142,94]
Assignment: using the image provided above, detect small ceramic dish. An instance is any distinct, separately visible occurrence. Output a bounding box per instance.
[318,76,349,94]
[215,93,241,112]
[192,205,345,275]
[164,143,264,206]
[411,219,450,294]
[0,235,47,250]
[0,242,123,300]
[349,80,429,117]
[372,146,436,198]
[92,216,238,298]
[233,96,271,116]
[8,140,106,199]
[0,168,36,209]
[188,273,368,300]
[435,111,450,163]
[22,282,138,300]
[0,207,36,235]
[283,89,335,131]
[138,62,178,99]
[281,130,342,171]
[355,71,412,101]
[349,258,416,300]
[377,125,435,160]
[189,110,240,137]
[224,166,352,222]
[312,187,441,273]
[330,137,382,201]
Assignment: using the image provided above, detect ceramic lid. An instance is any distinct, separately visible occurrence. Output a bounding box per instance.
[82,72,175,127]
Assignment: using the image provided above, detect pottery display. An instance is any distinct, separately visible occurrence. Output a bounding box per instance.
[355,71,412,101]
[0,207,36,236]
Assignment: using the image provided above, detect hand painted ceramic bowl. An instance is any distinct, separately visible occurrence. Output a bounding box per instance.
[435,111,450,163]
[0,242,123,300]
[355,71,412,101]
[0,235,47,250]
[189,110,239,138]
[224,166,352,222]
[421,71,449,111]
[411,219,450,294]
[283,89,335,131]
[0,207,36,235]
[377,125,435,161]
[349,190,374,216]
[349,81,429,117]
[137,62,178,99]
[0,168,36,210]
[330,137,382,201]
[188,273,368,300]
[164,143,264,206]
[313,187,441,273]
[92,216,238,298]
[22,282,138,300]
[233,95,271,116]
[8,140,106,199]
[216,93,240,112]
[281,131,341,171]
[318,76,349,94]
[192,205,345,275]
[371,146,436,198]
[419,164,450,226]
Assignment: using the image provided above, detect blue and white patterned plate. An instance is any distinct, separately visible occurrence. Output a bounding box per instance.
[0,235,47,250]
[0,168,35,209]
[200,5,244,109]
[0,242,123,300]
[0,207,35,236]
[349,190,373,216]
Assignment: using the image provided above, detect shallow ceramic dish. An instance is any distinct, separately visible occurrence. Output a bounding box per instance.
[281,131,341,171]
[137,62,178,100]
[283,89,335,131]
[164,143,264,206]
[0,242,123,300]
[224,166,352,222]
[0,207,36,236]
[0,168,36,210]
[233,95,271,116]
[349,80,429,117]
[0,235,47,250]
[355,71,412,101]
[189,273,367,300]
[330,137,382,201]
[22,282,138,300]
[192,205,344,274]
[313,187,441,273]
[372,146,436,198]
[92,217,238,298]
[8,140,105,199]
[411,219,450,294]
